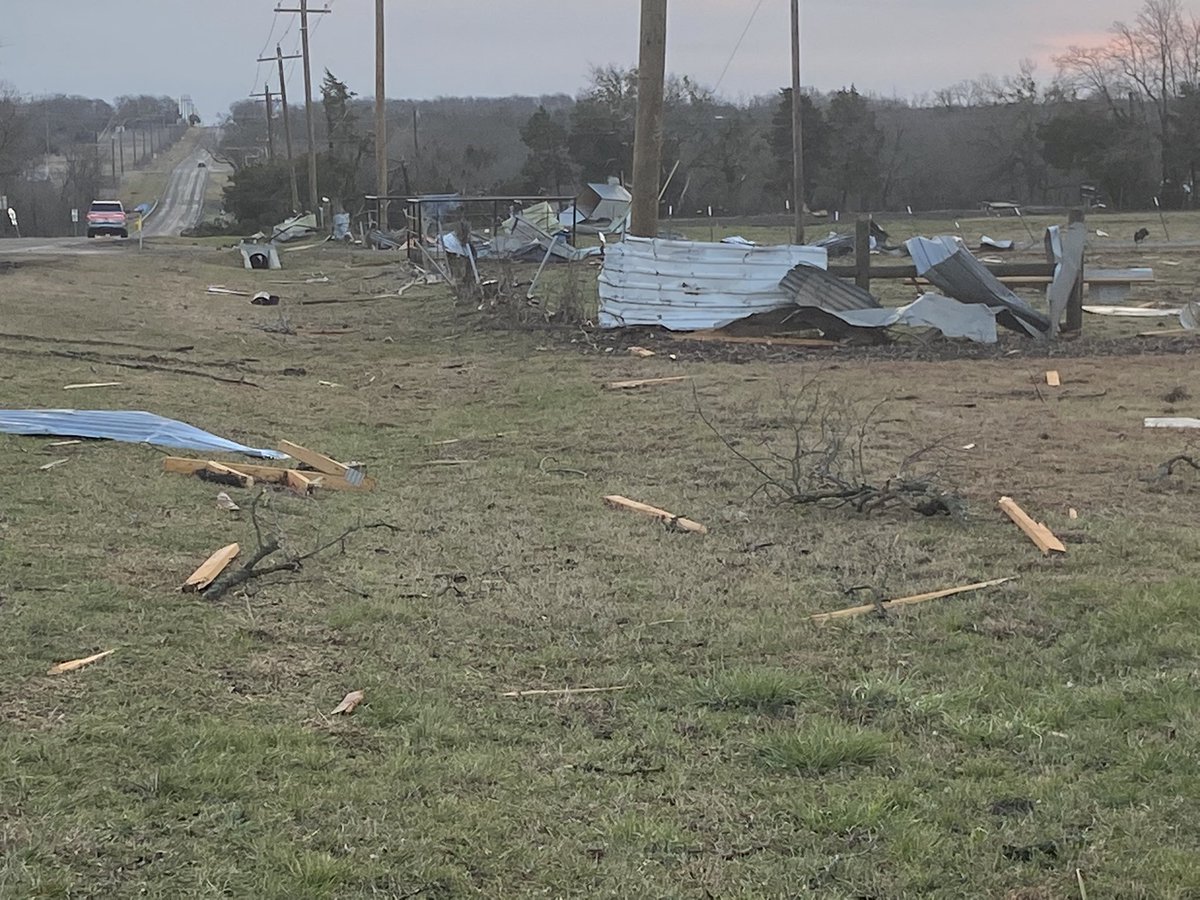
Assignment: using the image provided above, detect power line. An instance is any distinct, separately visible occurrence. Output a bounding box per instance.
[713,0,767,93]
[249,11,282,96]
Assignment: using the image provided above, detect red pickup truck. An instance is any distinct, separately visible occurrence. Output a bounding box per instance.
[86,200,128,238]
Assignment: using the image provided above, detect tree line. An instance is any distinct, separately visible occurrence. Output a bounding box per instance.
[213,0,1200,229]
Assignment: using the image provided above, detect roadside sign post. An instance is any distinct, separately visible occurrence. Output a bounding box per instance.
[71,208,78,237]
[137,213,144,250]
[7,207,19,239]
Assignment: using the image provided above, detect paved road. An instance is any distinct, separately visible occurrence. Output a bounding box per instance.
[142,140,213,237]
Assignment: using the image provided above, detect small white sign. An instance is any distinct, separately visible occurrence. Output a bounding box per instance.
[71,208,79,223]
[7,208,16,227]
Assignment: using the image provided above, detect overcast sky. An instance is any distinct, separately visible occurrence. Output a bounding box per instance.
[0,1,1156,117]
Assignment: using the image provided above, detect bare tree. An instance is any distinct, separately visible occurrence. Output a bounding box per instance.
[1056,0,1200,198]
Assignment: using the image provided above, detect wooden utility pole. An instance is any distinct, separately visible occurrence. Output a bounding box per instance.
[250,86,276,160]
[375,0,388,227]
[791,0,805,244]
[260,45,303,211]
[631,0,668,238]
[275,1,330,215]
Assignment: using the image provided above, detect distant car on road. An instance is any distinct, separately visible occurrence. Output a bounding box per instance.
[86,200,128,238]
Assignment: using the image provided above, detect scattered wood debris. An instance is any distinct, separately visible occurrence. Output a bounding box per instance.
[215,492,241,512]
[628,346,656,358]
[603,376,691,391]
[501,685,630,699]
[604,495,707,534]
[182,543,241,593]
[63,382,122,390]
[164,440,374,493]
[330,690,365,716]
[38,458,68,471]
[1045,371,1061,387]
[1069,508,1079,520]
[48,649,115,676]
[810,577,1015,623]
[998,497,1067,555]
[47,440,82,448]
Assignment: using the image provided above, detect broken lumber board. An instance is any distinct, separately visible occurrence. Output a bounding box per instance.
[665,332,838,349]
[285,469,320,495]
[63,381,122,390]
[47,649,116,676]
[998,496,1067,555]
[278,440,349,476]
[1145,417,1200,429]
[603,376,691,391]
[1045,370,1061,387]
[603,495,707,534]
[162,457,375,492]
[183,542,241,593]
[810,577,1015,623]
[1137,328,1195,338]
[203,461,255,488]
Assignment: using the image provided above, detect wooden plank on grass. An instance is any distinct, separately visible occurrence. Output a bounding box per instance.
[48,649,115,675]
[63,381,122,390]
[603,495,707,534]
[204,461,255,488]
[810,577,1015,623]
[1045,370,1061,387]
[162,457,375,492]
[278,440,349,476]
[501,685,630,699]
[998,496,1067,555]
[182,542,241,593]
[665,332,838,349]
[603,376,691,391]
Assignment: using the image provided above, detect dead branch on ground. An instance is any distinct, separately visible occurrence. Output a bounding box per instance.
[1143,453,1200,485]
[204,492,399,600]
[695,380,966,518]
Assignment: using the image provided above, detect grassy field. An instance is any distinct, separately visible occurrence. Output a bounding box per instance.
[1,225,1199,898]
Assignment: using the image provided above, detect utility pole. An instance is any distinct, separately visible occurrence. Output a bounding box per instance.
[375,0,388,228]
[118,132,125,175]
[111,137,117,185]
[790,0,805,244]
[276,0,331,216]
[631,0,668,238]
[260,45,303,212]
[251,86,276,160]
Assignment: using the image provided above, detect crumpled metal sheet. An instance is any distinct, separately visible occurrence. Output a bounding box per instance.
[907,236,1050,336]
[820,293,998,344]
[780,263,881,312]
[0,410,286,459]
[598,237,828,330]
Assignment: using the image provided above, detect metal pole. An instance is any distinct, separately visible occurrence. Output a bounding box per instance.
[300,0,320,217]
[791,0,805,244]
[375,0,388,229]
[630,0,668,238]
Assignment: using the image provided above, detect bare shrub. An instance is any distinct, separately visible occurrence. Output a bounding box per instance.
[697,378,966,518]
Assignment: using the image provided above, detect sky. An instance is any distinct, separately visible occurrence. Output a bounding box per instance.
[0,0,1155,117]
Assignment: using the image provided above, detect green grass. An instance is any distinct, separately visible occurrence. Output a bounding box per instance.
[1,239,1200,896]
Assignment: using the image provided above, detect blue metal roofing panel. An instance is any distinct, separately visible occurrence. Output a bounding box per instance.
[0,410,285,459]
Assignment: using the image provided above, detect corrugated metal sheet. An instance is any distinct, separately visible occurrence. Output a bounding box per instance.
[0,410,285,458]
[907,236,1050,336]
[598,237,828,330]
[780,263,881,312]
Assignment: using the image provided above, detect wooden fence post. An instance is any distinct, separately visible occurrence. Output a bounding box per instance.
[855,216,871,292]
[1065,208,1085,334]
